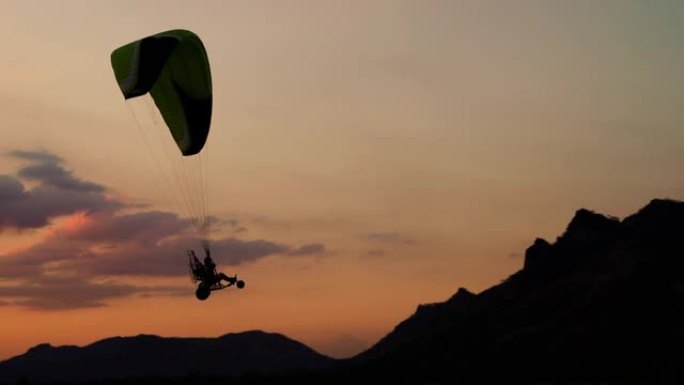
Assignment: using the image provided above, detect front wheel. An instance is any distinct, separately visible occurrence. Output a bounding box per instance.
[236,280,245,289]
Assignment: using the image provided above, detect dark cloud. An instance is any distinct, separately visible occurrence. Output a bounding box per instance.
[68,211,192,246]
[62,236,320,277]
[0,276,187,311]
[363,232,414,245]
[18,162,105,192]
[9,150,62,164]
[0,238,97,278]
[0,151,120,230]
[211,238,290,265]
[0,228,319,309]
[63,237,206,277]
[0,277,138,310]
[0,175,23,201]
[2,214,322,279]
[0,150,327,309]
[11,150,105,192]
[287,243,326,256]
[1,184,121,229]
[98,236,290,275]
[1,210,321,280]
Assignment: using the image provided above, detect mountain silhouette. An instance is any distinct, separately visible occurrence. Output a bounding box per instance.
[0,330,333,383]
[345,198,684,383]
[2,199,683,384]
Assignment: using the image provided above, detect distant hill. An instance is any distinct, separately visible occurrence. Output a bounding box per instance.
[346,199,684,383]
[0,330,334,383]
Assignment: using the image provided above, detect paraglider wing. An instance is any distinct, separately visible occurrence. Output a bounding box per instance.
[110,29,212,156]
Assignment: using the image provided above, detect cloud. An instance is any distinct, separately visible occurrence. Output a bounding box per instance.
[287,243,326,256]
[66,237,325,277]
[0,151,120,230]
[363,232,414,245]
[0,276,187,311]
[0,277,138,310]
[9,150,62,164]
[0,236,98,278]
[0,209,324,279]
[210,238,290,264]
[0,215,294,279]
[16,161,104,194]
[0,150,327,309]
[58,236,290,277]
[67,211,192,246]
[0,223,322,308]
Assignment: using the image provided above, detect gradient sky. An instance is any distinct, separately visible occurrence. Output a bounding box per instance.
[1,0,683,359]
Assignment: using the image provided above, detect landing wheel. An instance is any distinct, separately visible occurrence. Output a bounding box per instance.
[236,280,245,289]
[196,285,211,300]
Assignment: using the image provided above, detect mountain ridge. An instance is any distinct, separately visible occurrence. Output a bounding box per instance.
[346,198,684,383]
[0,329,334,383]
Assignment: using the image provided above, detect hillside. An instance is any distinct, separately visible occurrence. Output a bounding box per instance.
[0,330,334,383]
[348,199,684,383]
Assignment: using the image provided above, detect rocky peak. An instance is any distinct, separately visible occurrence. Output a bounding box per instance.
[447,287,475,304]
[555,208,622,250]
[623,199,684,238]
[523,238,552,271]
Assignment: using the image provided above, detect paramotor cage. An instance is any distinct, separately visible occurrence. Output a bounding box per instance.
[188,250,209,284]
[187,251,229,291]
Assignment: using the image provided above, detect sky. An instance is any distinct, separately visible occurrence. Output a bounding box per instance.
[1,0,683,359]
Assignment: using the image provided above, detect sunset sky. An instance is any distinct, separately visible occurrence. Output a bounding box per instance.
[1,1,683,360]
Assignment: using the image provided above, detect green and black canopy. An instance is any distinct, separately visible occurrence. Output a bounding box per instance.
[111,29,212,156]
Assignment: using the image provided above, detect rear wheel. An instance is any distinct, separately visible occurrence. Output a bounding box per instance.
[195,284,211,300]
